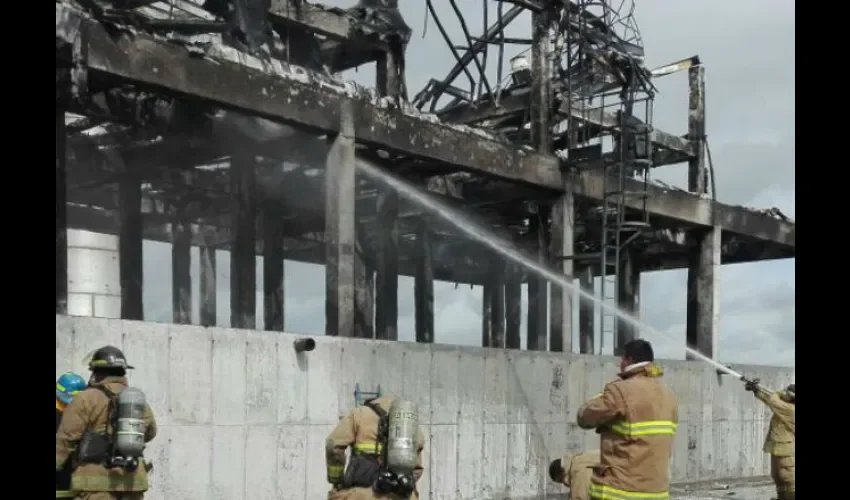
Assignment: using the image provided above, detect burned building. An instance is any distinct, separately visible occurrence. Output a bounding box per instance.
[55,0,795,357]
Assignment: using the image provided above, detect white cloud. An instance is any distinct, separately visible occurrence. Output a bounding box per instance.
[140,0,793,367]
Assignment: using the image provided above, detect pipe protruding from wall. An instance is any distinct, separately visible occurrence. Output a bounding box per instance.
[294,338,316,353]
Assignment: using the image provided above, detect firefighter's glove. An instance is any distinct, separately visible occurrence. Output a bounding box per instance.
[744,379,760,392]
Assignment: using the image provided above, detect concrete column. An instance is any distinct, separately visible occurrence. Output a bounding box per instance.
[171,205,192,325]
[353,230,375,339]
[325,101,357,337]
[505,266,522,349]
[686,227,720,359]
[615,250,641,354]
[230,153,257,329]
[481,283,492,348]
[687,65,707,195]
[528,8,552,352]
[374,191,399,341]
[549,192,575,353]
[263,206,285,331]
[66,230,121,318]
[527,205,549,351]
[119,164,143,320]
[199,243,217,327]
[578,266,595,354]
[490,261,506,349]
[56,108,68,315]
[414,219,434,343]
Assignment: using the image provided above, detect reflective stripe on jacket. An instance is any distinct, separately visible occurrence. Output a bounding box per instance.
[577,363,679,498]
[56,491,75,498]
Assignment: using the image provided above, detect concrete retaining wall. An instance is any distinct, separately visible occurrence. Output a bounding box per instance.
[55,315,794,500]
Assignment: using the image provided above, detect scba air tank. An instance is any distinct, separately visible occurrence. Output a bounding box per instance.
[115,387,147,460]
[385,399,419,476]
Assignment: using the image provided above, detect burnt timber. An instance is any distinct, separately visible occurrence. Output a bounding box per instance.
[56,0,794,357]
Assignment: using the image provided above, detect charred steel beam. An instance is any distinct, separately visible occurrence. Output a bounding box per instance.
[325,102,357,337]
[263,206,285,331]
[199,243,217,326]
[59,5,796,249]
[230,153,257,329]
[577,266,594,354]
[118,165,144,320]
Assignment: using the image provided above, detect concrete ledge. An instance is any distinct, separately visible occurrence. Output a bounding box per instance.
[56,315,794,500]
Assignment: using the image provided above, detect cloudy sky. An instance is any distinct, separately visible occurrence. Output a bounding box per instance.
[138,0,795,366]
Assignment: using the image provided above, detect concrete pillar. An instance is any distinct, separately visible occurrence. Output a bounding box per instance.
[119,164,143,320]
[66,230,121,318]
[615,250,641,354]
[527,205,549,351]
[414,219,434,343]
[230,153,257,329]
[263,206,285,331]
[374,191,399,341]
[687,65,707,194]
[490,261,506,349]
[528,8,552,352]
[505,266,522,349]
[686,227,720,359]
[578,266,595,354]
[57,108,68,315]
[199,243,217,327]
[481,283,492,348]
[549,192,575,353]
[171,205,192,325]
[325,101,357,337]
[353,231,375,339]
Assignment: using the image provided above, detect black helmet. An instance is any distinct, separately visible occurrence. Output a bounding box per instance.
[88,345,134,371]
[785,384,795,397]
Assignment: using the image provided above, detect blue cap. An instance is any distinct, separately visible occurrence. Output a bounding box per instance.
[56,372,87,404]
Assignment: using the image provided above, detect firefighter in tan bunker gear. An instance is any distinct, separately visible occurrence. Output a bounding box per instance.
[326,395,426,500]
[576,339,678,500]
[55,346,158,500]
[745,380,795,500]
[548,450,601,500]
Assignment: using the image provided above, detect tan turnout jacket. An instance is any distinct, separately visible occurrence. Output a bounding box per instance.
[326,396,425,500]
[559,450,601,500]
[577,362,678,500]
[755,388,795,457]
[55,376,157,492]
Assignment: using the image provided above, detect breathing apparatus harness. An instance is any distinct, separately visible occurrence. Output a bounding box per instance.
[340,399,415,498]
[76,386,144,471]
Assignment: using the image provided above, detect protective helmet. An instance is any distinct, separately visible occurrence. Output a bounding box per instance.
[56,372,87,404]
[785,384,795,400]
[88,345,134,371]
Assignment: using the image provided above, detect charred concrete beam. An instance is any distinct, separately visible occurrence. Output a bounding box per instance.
[549,191,574,353]
[263,206,285,331]
[269,0,358,41]
[62,6,795,249]
[686,226,720,360]
[230,153,257,329]
[118,164,144,320]
[199,243,217,326]
[57,104,68,315]
[325,101,357,337]
[414,219,435,344]
[171,204,192,325]
[505,266,522,350]
[577,266,594,354]
[687,65,708,194]
[615,250,640,355]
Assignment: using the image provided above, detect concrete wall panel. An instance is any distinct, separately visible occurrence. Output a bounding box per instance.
[55,316,794,499]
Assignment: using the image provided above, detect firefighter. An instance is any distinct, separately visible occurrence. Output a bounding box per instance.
[57,372,88,499]
[745,380,795,500]
[576,339,678,500]
[55,345,158,500]
[548,450,601,500]
[326,395,425,500]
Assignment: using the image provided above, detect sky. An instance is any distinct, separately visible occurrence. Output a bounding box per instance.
[138,0,795,366]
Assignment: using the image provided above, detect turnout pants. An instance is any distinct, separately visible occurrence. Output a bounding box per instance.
[75,493,145,500]
[770,454,795,500]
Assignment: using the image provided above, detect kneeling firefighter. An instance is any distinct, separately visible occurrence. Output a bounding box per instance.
[57,372,88,499]
[326,395,426,500]
[55,345,158,500]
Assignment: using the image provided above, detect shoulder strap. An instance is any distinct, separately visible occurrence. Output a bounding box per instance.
[364,399,388,419]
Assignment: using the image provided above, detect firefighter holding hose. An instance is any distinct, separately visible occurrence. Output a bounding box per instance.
[576,339,678,500]
[325,394,425,499]
[744,379,795,500]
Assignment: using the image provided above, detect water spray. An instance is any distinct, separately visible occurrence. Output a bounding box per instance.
[355,158,747,381]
